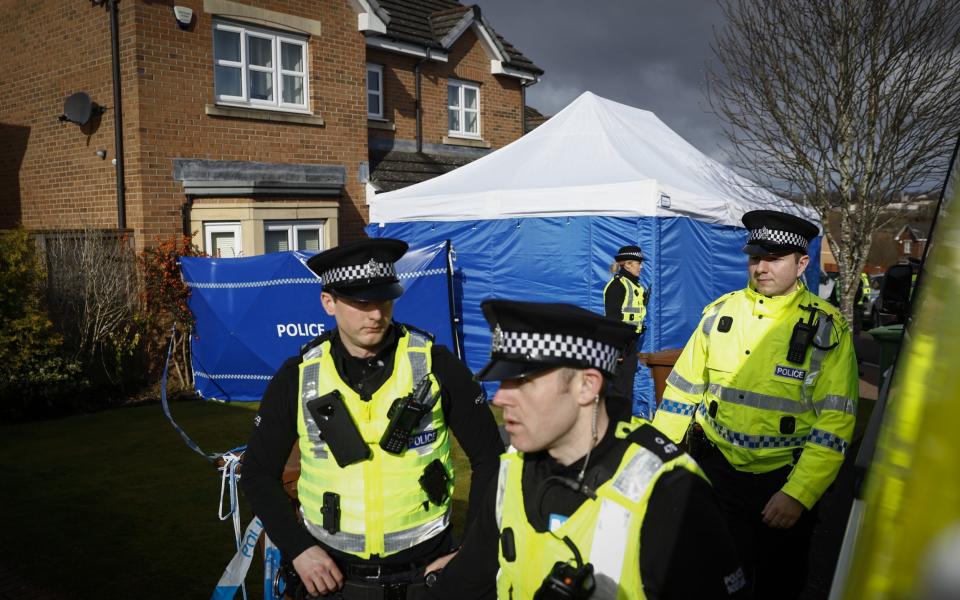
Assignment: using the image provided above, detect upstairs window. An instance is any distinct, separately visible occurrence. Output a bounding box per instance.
[448,80,480,138]
[213,20,308,112]
[366,64,384,119]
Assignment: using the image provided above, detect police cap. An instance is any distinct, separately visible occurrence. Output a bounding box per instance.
[741,210,819,256]
[476,300,638,382]
[614,245,644,262]
[307,238,407,301]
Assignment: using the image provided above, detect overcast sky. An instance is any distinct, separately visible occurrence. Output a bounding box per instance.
[477,0,731,160]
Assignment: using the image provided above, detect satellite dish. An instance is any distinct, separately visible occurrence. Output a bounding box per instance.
[60,92,103,126]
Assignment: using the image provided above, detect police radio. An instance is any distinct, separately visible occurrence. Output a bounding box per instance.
[787,305,819,364]
[380,376,438,454]
[534,536,596,600]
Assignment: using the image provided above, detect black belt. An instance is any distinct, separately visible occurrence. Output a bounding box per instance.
[344,561,424,582]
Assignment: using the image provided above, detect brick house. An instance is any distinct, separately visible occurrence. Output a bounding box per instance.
[0,0,541,257]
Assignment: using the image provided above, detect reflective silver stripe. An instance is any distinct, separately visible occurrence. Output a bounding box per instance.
[300,361,328,458]
[384,510,450,554]
[612,446,663,503]
[701,300,727,335]
[817,395,857,415]
[709,384,808,414]
[303,514,367,553]
[494,457,512,530]
[623,278,639,316]
[301,362,320,402]
[302,509,450,555]
[303,343,324,362]
[667,370,706,395]
[802,314,834,416]
[407,331,430,386]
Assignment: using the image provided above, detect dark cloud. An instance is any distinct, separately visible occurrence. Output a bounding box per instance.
[478,0,731,159]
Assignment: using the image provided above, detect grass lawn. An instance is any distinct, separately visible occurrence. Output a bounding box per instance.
[0,398,477,599]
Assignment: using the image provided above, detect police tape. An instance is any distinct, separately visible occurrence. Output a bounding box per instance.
[211,517,262,600]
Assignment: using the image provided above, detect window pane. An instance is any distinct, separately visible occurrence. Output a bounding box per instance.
[297,229,320,252]
[214,29,240,62]
[367,69,380,92]
[465,111,478,133]
[448,109,460,132]
[281,42,303,72]
[448,84,459,107]
[464,87,477,110]
[368,94,380,115]
[249,70,273,101]
[248,36,273,68]
[211,232,237,258]
[282,75,303,104]
[265,229,289,253]
[215,65,242,97]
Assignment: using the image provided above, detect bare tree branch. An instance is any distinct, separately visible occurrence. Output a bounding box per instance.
[708,0,960,321]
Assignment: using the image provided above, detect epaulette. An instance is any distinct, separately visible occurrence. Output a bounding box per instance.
[626,424,685,463]
[803,291,849,334]
[397,322,435,342]
[701,290,738,315]
[300,328,336,356]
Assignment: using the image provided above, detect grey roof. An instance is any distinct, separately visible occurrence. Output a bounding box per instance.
[368,149,478,192]
[373,0,543,75]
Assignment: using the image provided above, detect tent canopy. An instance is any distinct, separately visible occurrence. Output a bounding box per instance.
[370,91,820,231]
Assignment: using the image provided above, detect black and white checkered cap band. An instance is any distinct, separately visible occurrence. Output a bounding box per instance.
[618,251,643,260]
[492,328,621,375]
[321,259,396,286]
[748,226,808,250]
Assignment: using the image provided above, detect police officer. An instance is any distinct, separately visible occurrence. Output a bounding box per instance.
[241,238,504,599]
[604,245,653,422]
[652,210,858,598]
[427,300,747,599]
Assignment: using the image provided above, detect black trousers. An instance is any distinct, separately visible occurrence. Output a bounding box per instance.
[698,445,816,600]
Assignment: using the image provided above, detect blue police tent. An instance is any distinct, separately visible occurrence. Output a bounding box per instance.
[366,92,822,411]
[181,240,458,401]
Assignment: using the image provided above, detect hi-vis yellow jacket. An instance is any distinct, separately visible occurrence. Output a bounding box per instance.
[295,328,453,558]
[651,283,857,509]
[604,274,647,333]
[495,428,705,599]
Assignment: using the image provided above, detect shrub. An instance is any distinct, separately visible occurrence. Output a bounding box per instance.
[139,235,205,390]
[0,229,84,418]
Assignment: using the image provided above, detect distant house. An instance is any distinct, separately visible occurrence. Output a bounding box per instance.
[893,224,928,261]
[0,0,542,256]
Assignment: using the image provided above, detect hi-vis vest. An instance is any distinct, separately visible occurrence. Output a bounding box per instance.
[295,327,452,558]
[652,283,858,509]
[494,426,704,599]
[604,275,646,332]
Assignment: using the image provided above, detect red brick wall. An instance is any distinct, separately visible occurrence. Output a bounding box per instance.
[0,1,131,231]
[367,28,524,148]
[1,0,370,245]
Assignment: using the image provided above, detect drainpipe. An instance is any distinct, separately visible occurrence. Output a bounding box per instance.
[520,76,539,135]
[181,195,194,237]
[415,54,427,153]
[93,0,127,229]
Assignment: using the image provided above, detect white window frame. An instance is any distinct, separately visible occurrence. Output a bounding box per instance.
[213,19,309,113]
[447,79,481,139]
[366,63,384,119]
[264,220,326,253]
[204,222,243,258]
